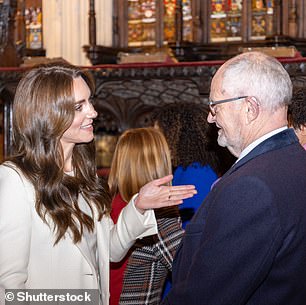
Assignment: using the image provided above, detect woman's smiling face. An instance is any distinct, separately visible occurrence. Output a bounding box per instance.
[60,76,97,151]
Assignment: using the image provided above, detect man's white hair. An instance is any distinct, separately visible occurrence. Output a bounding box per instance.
[220,51,292,112]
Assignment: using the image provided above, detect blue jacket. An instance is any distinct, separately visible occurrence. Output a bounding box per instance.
[173,163,218,228]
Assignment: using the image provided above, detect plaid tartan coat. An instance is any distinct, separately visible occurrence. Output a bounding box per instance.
[110,193,184,305]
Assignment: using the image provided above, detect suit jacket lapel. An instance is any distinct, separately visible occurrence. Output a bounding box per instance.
[222,128,298,179]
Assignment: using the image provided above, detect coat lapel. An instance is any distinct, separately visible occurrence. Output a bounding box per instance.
[96,216,111,304]
[66,228,97,277]
[66,195,99,279]
[222,128,298,179]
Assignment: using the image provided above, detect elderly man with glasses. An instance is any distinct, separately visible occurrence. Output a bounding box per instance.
[161,51,306,305]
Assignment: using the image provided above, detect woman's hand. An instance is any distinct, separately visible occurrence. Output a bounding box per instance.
[135,175,197,214]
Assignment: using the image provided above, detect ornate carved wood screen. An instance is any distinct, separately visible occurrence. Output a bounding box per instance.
[2,60,306,165]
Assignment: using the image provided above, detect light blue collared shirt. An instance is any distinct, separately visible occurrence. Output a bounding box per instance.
[236,126,288,163]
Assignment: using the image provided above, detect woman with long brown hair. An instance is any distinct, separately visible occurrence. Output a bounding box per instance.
[0,64,196,305]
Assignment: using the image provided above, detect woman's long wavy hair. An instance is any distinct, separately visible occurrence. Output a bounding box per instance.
[108,127,172,202]
[8,63,111,244]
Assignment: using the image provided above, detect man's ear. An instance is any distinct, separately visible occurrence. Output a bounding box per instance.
[245,96,259,124]
[299,124,306,135]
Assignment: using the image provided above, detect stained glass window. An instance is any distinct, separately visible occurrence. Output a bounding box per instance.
[163,0,193,43]
[127,0,193,47]
[164,0,176,42]
[210,0,243,42]
[251,0,274,40]
[182,0,193,41]
[128,0,156,46]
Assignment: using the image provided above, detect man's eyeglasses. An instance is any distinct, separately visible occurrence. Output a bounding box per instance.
[208,96,248,116]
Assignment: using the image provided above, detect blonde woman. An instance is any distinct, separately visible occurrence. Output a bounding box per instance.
[109,127,184,305]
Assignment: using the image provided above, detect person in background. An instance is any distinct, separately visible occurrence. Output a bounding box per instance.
[162,51,306,305]
[288,87,306,149]
[0,64,196,305]
[108,127,184,305]
[152,102,234,228]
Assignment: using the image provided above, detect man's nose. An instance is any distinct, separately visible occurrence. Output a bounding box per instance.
[207,111,215,123]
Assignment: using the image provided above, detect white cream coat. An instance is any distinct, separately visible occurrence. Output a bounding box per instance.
[0,163,157,305]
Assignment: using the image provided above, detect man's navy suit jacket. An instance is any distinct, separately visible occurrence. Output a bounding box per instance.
[162,129,306,305]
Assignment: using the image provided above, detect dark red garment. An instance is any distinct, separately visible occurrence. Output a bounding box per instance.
[109,193,129,305]
[109,193,183,305]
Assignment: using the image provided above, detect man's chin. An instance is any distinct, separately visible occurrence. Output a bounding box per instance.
[217,134,227,148]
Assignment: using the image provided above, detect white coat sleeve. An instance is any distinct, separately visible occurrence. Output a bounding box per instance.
[0,165,32,293]
[109,194,158,262]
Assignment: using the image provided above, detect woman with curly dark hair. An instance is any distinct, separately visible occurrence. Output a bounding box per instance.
[152,102,234,227]
[288,87,306,149]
